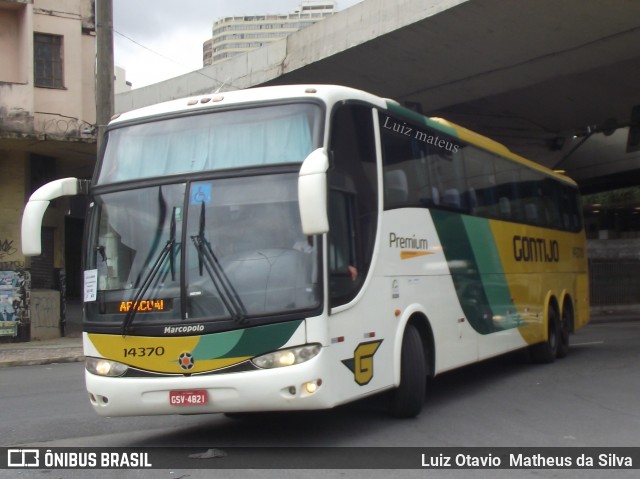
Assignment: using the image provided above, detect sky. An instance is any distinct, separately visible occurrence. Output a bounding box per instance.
[113,0,363,89]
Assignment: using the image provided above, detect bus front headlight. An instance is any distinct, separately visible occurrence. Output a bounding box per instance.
[85,357,128,377]
[252,344,321,369]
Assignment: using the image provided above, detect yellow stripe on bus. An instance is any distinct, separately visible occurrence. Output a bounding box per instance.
[400,250,434,260]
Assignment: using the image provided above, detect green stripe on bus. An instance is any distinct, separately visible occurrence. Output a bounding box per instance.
[461,216,518,322]
[191,329,244,360]
[193,320,303,359]
[385,101,459,138]
[227,320,303,358]
[431,210,519,334]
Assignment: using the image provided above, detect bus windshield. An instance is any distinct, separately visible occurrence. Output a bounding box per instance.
[85,173,320,328]
[97,103,321,184]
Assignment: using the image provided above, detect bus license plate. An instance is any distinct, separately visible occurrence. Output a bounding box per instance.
[169,390,208,406]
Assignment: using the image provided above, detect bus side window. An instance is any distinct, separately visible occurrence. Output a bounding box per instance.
[384,169,409,208]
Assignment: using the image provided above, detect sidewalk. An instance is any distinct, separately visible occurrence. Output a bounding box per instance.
[0,334,84,368]
[0,309,637,368]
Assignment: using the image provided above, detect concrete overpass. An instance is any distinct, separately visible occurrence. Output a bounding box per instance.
[115,0,640,193]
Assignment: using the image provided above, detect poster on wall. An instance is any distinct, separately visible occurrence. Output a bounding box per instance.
[0,271,30,337]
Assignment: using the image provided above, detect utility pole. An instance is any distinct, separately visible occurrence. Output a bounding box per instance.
[96,0,114,153]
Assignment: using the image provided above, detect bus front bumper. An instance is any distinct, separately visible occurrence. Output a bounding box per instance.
[84,358,334,417]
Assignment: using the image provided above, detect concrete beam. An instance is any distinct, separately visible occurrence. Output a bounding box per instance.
[115,0,468,113]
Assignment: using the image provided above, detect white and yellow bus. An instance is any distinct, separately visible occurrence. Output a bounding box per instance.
[22,85,589,418]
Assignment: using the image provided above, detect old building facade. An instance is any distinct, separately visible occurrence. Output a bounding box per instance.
[0,0,96,340]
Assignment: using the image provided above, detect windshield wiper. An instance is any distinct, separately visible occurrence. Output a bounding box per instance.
[169,205,176,281]
[121,206,177,335]
[191,201,247,323]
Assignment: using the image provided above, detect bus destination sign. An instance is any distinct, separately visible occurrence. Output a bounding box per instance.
[103,299,173,314]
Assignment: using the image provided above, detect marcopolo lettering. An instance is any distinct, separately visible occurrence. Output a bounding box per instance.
[164,324,205,335]
[513,236,560,262]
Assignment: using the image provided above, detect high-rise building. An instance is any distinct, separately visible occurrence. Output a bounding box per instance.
[203,1,336,66]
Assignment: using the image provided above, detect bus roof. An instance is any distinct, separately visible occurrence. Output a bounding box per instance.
[110,84,386,125]
[111,84,577,188]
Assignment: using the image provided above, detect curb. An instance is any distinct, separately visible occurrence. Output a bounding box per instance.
[0,341,84,368]
[0,354,84,368]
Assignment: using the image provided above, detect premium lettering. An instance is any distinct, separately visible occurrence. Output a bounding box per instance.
[389,232,429,250]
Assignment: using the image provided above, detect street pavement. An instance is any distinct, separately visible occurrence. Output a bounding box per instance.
[0,335,83,368]
[0,307,637,368]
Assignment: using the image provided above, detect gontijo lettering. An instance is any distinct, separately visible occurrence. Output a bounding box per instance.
[513,235,559,262]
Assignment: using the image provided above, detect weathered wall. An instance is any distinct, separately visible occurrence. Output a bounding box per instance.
[30,289,60,340]
[0,150,27,271]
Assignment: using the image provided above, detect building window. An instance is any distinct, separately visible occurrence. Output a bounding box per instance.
[34,33,64,88]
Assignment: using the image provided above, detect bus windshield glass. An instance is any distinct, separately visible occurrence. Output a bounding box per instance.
[97,103,321,184]
[85,173,320,326]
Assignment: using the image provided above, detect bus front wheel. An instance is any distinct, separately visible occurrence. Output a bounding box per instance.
[388,323,427,418]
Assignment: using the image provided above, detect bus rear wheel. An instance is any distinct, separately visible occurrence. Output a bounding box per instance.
[388,323,427,418]
[557,303,572,359]
[530,305,560,364]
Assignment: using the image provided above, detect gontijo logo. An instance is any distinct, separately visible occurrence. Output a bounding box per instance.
[341,340,384,385]
[389,232,434,260]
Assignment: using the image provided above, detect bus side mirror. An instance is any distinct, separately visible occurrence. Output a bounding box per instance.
[298,148,329,235]
[22,177,87,256]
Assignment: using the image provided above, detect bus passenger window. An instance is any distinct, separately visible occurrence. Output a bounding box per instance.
[384,170,409,208]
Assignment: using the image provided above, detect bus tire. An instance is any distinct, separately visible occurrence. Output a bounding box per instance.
[530,305,560,364]
[388,323,426,418]
[557,303,572,359]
